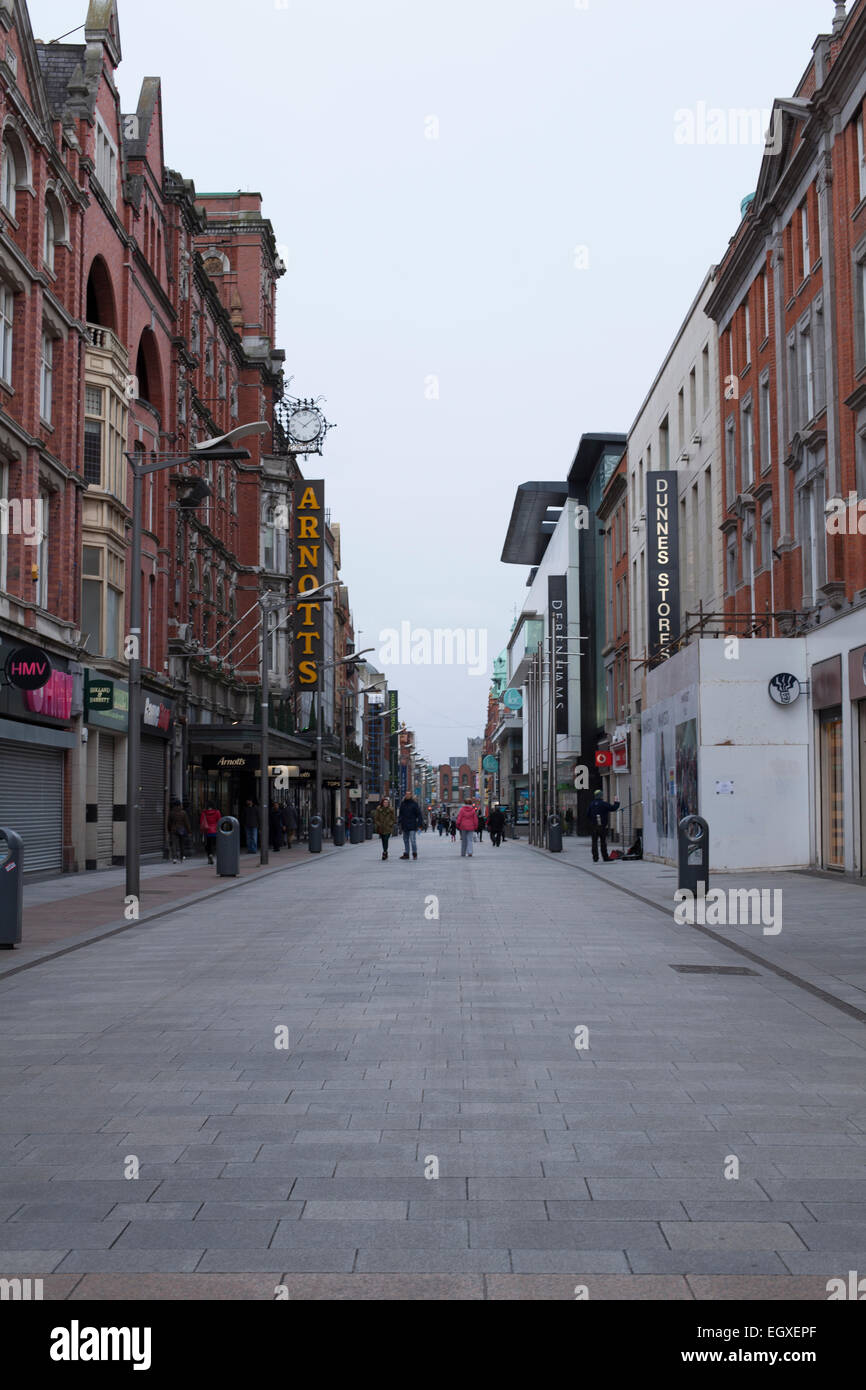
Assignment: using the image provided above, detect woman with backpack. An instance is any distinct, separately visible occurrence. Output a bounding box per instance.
[456,802,478,857]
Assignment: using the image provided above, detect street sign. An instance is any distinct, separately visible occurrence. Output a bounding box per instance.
[503,688,523,710]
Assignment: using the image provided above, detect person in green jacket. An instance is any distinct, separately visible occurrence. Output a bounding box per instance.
[373,796,396,860]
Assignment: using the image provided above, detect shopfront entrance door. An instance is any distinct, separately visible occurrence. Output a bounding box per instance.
[820,711,844,870]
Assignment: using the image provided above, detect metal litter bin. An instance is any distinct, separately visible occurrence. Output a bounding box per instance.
[364,817,373,841]
[350,818,362,844]
[309,815,323,853]
[547,813,563,853]
[678,815,709,897]
[333,816,345,847]
[0,827,23,948]
[216,816,240,877]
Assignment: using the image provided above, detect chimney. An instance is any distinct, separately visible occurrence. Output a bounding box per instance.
[833,2,847,35]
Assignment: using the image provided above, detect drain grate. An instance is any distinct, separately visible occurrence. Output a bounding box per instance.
[670,963,759,976]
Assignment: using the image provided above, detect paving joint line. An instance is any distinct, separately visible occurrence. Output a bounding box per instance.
[521,842,866,1026]
[0,847,343,984]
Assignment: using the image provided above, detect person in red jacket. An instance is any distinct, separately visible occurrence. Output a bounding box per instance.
[456,802,478,857]
[199,802,221,865]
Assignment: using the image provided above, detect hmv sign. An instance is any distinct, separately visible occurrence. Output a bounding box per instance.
[4,644,52,691]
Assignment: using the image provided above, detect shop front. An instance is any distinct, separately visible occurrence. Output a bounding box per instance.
[83,670,128,871]
[812,656,844,871]
[0,639,77,875]
[848,643,866,877]
[141,689,174,860]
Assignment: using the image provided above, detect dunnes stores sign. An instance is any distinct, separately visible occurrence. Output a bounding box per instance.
[294,480,325,689]
[646,471,680,663]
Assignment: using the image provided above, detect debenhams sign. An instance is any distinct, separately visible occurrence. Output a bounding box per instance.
[646,471,680,662]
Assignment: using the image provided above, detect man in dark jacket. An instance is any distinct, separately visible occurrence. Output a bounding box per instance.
[280,801,298,849]
[243,799,258,854]
[487,805,506,847]
[397,794,423,859]
[588,790,620,863]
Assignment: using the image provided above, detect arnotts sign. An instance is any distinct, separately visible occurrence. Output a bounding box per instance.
[294,480,325,688]
[646,470,680,662]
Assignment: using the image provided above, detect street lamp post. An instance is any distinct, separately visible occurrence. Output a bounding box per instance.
[123,421,268,904]
[313,650,375,841]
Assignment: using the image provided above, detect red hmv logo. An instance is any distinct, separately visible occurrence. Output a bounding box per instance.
[4,645,52,691]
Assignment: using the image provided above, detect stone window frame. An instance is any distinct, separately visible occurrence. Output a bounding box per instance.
[851,228,866,376]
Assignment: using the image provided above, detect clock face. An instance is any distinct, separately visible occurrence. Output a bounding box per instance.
[288,408,323,444]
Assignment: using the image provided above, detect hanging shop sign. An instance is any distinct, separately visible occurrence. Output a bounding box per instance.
[595,749,613,768]
[768,673,802,706]
[482,754,499,773]
[293,479,326,690]
[84,671,129,732]
[5,644,52,691]
[611,740,628,773]
[142,692,174,735]
[646,471,680,663]
[548,574,568,735]
[502,687,523,711]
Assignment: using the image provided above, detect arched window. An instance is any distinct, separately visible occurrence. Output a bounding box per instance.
[134,328,163,416]
[85,257,117,330]
[189,561,197,595]
[216,582,225,612]
[203,570,212,603]
[1,127,28,218]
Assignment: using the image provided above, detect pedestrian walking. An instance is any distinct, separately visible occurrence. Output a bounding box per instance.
[476,811,485,843]
[280,801,298,849]
[487,804,505,847]
[437,814,446,837]
[397,792,424,859]
[269,800,283,852]
[373,796,396,860]
[168,798,192,863]
[588,789,620,863]
[449,816,457,843]
[243,798,259,854]
[198,801,220,864]
[565,807,574,837]
[456,802,478,856]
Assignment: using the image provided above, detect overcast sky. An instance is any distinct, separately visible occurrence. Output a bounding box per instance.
[32,0,835,764]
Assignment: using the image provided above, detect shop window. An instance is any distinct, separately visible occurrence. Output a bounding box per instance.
[820,713,844,869]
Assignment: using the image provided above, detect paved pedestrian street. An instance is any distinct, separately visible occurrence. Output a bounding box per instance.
[1,835,865,1301]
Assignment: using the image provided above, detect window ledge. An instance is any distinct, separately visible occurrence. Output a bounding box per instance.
[0,378,13,395]
[852,194,866,221]
[39,417,54,432]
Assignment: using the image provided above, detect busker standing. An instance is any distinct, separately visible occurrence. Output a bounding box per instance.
[587,788,621,863]
[487,804,505,847]
[373,796,396,860]
[397,791,424,859]
[168,798,192,863]
[456,801,478,857]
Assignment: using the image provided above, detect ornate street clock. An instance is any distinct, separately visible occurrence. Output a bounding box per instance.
[274,384,335,455]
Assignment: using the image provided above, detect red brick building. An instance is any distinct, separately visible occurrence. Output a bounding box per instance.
[706,0,866,872]
[0,0,348,873]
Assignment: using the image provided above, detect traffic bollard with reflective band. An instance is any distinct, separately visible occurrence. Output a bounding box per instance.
[0,827,23,948]
[309,815,323,853]
[350,819,362,844]
[547,813,563,853]
[333,817,345,847]
[678,814,709,896]
[365,817,373,841]
[216,816,240,877]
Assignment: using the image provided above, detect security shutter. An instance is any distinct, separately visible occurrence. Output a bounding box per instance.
[0,741,63,873]
[97,735,115,860]
[140,736,166,856]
